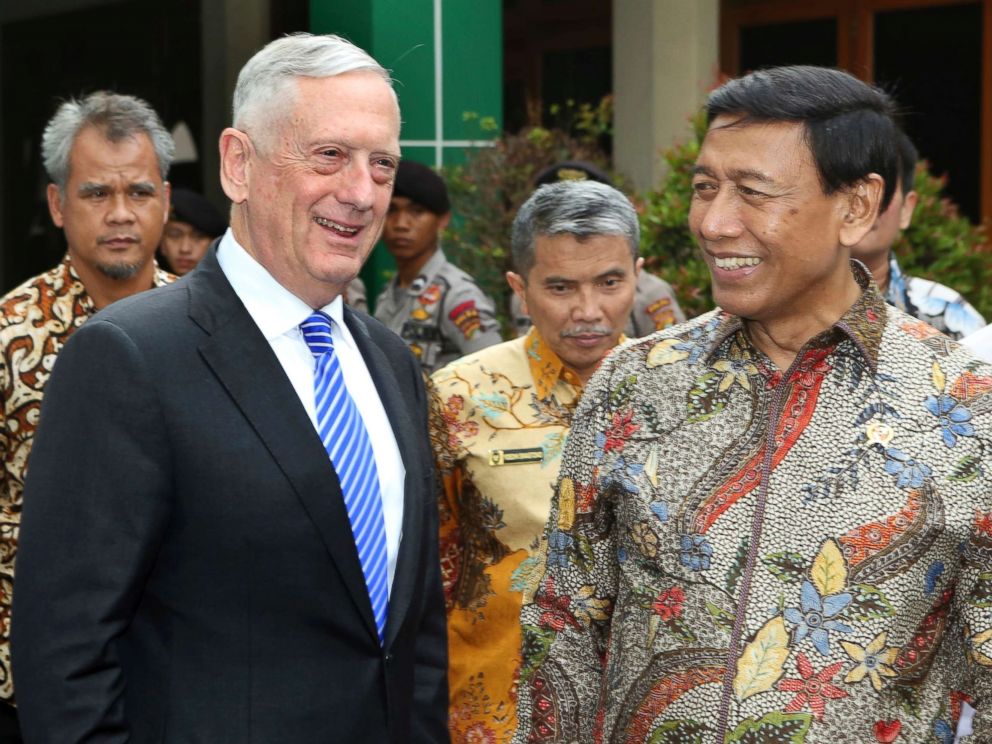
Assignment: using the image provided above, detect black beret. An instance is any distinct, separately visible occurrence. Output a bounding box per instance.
[533,160,612,187]
[169,188,227,238]
[392,160,450,214]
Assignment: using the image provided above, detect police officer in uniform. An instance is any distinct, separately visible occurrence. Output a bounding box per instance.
[375,160,501,373]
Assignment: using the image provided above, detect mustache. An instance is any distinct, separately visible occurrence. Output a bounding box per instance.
[560,326,612,338]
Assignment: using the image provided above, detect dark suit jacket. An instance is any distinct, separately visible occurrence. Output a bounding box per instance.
[11,248,449,743]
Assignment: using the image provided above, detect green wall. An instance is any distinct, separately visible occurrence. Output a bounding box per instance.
[310,0,502,309]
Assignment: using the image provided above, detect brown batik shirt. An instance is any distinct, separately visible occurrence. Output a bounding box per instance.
[516,264,992,744]
[0,254,174,702]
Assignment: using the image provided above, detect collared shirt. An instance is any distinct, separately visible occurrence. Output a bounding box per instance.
[516,263,992,744]
[216,230,404,591]
[0,254,174,702]
[886,254,985,340]
[374,249,502,374]
[429,327,589,743]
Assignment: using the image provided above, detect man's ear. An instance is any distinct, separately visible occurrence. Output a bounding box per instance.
[438,211,452,232]
[839,173,884,247]
[635,256,644,277]
[161,181,172,227]
[506,270,528,316]
[46,184,65,228]
[219,128,252,204]
[899,190,919,230]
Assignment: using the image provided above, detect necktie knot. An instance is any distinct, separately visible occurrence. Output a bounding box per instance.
[300,312,335,358]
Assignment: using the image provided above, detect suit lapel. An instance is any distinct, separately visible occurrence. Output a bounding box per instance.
[188,249,380,642]
[344,309,425,646]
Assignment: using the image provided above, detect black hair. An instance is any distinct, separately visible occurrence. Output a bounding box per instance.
[707,65,900,210]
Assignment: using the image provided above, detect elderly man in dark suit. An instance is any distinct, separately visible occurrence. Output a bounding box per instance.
[11,33,448,743]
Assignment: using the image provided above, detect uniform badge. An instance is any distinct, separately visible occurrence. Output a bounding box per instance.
[645,297,676,331]
[419,284,442,306]
[449,300,482,339]
[411,307,430,321]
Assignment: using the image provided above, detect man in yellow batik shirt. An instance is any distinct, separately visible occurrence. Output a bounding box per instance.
[428,180,645,743]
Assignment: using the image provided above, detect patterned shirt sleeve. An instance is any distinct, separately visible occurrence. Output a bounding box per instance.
[957,507,992,738]
[515,361,620,742]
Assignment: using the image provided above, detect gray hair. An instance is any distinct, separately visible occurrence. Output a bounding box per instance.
[41,91,174,192]
[233,32,392,147]
[511,180,641,276]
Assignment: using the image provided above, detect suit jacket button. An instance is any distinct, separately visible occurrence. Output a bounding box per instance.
[384,653,394,664]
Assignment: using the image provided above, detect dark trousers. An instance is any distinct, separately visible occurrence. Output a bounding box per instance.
[0,702,21,744]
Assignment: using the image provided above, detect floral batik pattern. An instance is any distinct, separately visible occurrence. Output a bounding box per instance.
[0,255,174,702]
[429,328,594,743]
[516,263,992,744]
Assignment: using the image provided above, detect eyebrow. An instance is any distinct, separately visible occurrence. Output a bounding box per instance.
[692,165,777,184]
[77,181,159,195]
[542,267,630,285]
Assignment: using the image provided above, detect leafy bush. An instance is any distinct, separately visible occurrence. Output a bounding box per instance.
[442,100,616,330]
[897,165,992,319]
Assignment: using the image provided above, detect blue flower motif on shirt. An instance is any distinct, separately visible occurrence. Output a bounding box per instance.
[883,447,932,489]
[924,561,945,595]
[943,299,985,337]
[600,457,643,495]
[677,315,723,364]
[783,580,853,655]
[472,392,510,420]
[679,533,713,572]
[933,718,955,744]
[925,394,975,448]
[649,501,669,523]
[547,529,573,568]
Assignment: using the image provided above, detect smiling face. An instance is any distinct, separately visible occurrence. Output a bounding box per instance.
[47,126,168,281]
[221,71,400,307]
[689,116,877,339]
[507,232,638,385]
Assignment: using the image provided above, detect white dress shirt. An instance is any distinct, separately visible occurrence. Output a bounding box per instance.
[216,230,405,593]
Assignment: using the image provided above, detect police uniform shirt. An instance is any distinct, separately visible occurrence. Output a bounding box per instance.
[373,249,502,373]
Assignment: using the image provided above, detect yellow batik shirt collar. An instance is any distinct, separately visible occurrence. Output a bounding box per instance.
[525,326,628,399]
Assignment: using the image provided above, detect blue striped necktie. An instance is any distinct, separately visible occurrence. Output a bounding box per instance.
[300,311,389,644]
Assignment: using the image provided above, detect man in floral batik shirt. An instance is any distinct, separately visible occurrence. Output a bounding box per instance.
[0,92,174,740]
[516,66,992,744]
[430,180,641,743]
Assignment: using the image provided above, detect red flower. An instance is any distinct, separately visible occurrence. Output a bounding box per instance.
[652,586,686,622]
[975,509,992,539]
[535,577,580,632]
[603,409,639,453]
[776,653,848,720]
[789,347,833,388]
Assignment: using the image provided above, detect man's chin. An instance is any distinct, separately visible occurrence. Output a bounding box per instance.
[96,260,144,281]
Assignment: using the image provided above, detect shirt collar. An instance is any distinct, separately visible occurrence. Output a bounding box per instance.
[215,229,350,349]
[523,325,623,399]
[705,259,887,372]
[60,253,173,314]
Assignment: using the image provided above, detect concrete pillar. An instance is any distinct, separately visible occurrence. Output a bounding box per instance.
[200,0,270,210]
[613,0,719,191]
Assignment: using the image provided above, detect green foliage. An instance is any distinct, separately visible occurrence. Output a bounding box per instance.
[896,164,992,319]
[637,111,711,319]
[442,100,616,331]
